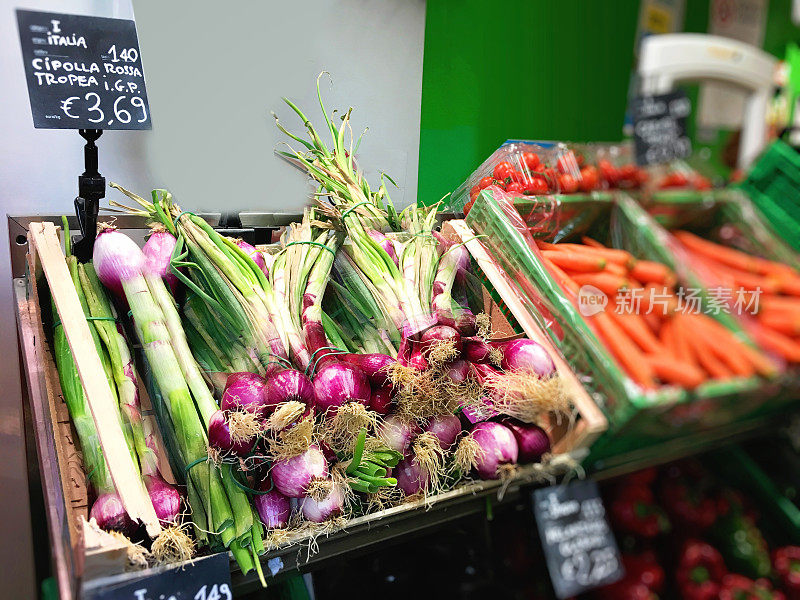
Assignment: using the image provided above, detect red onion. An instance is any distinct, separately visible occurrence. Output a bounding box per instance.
[463,338,492,363]
[270,445,329,498]
[92,227,146,300]
[143,229,179,293]
[407,346,428,370]
[498,339,556,377]
[445,359,470,383]
[253,481,290,528]
[424,415,462,450]
[207,409,257,456]
[90,492,135,535]
[378,415,420,453]
[503,420,551,463]
[301,483,344,523]
[368,386,394,415]
[339,353,395,387]
[394,456,428,495]
[367,229,398,265]
[263,369,316,411]
[470,422,518,480]
[236,239,269,277]
[318,439,338,463]
[144,473,182,524]
[420,325,462,355]
[455,309,478,337]
[221,372,269,417]
[312,362,370,413]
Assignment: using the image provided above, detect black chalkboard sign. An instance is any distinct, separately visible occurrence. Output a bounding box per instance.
[532,480,624,599]
[16,9,151,130]
[631,90,691,165]
[85,552,232,600]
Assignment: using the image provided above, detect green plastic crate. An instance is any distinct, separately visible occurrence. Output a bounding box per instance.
[740,139,800,251]
[465,189,777,462]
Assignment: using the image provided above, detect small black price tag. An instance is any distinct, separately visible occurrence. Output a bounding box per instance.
[631,90,692,166]
[532,480,624,599]
[16,9,151,130]
[85,553,232,600]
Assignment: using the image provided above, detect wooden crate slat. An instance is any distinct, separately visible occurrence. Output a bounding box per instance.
[445,220,608,452]
[29,222,161,537]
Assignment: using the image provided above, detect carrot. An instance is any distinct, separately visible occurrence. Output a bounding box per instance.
[639,284,678,316]
[571,272,631,296]
[603,262,628,277]
[691,333,734,379]
[643,311,663,334]
[757,312,800,336]
[541,256,580,294]
[610,311,664,355]
[582,236,606,248]
[707,262,780,294]
[674,230,772,275]
[671,314,698,367]
[591,311,656,388]
[630,260,676,286]
[775,273,800,296]
[659,317,679,359]
[564,244,635,267]
[759,295,800,311]
[535,240,558,251]
[686,313,777,376]
[541,250,606,272]
[750,326,800,362]
[645,355,705,388]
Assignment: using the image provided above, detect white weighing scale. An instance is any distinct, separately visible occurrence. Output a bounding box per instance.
[638,33,778,168]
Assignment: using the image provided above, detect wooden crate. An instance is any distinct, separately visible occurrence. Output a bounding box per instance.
[16,218,606,598]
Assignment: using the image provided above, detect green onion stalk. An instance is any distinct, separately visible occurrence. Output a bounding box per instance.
[269,211,336,369]
[92,226,265,583]
[51,286,135,534]
[109,185,288,375]
[275,82,442,344]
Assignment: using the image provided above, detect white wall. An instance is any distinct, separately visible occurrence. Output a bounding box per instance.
[0,0,425,594]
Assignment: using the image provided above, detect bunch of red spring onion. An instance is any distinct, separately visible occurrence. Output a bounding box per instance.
[60,80,572,574]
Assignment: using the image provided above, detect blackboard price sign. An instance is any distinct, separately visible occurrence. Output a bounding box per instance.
[85,553,232,600]
[532,480,624,599]
[631,90,691,165]
[16,9,151,130]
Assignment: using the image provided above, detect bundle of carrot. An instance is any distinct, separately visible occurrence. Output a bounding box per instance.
[534,236,776,390]
[673,230,800,364]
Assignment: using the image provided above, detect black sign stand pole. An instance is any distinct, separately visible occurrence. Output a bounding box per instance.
[72,128,104,262]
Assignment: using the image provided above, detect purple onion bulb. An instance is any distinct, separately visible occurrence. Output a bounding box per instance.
[270,445,329,498]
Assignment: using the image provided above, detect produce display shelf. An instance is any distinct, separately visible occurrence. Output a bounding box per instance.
[13,212,800,599]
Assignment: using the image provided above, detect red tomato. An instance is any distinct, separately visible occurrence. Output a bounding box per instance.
[463,199,474,215]
[492,161,514,182]
[522,151,540,170]
[559,174,578,194]
[524,178,548,195]
[478,176,494,190]
[541,168,558,187]
[469,186,480,202]
[598,159,620,187]
[506,181,524,194]
[579,166,599,192]
[693,175,712,190]
[556,151,577,174]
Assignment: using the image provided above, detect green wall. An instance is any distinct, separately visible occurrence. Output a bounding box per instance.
[418,0,800,204]
[418,0,641,205]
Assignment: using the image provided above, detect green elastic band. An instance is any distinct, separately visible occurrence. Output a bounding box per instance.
[283,240,336,257]
[341,201,373,220]
[267,355,294,369]
[85,465,96,482]
[54,316,117,328]
[230,470,274,496]
[173,211,196,229]
[305,345,345,377]
[184,455,209,473]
